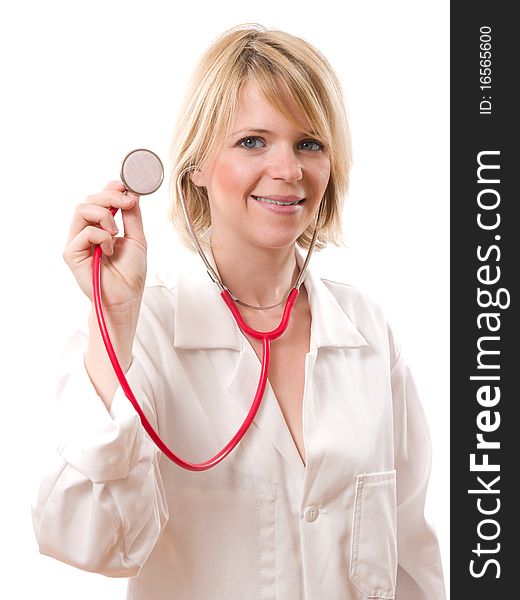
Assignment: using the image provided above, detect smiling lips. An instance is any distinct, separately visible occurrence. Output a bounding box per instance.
[252,195,305,206]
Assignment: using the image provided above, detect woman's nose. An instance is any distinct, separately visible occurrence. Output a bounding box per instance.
[267,144,303,182]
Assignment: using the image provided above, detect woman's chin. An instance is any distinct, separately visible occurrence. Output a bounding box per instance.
[250,228,302,250]
[213,221,303,251]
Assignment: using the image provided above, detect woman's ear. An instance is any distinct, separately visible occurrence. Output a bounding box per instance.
[189,169,205,188]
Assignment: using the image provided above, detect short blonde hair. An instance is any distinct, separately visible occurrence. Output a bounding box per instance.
[169,23,351,250]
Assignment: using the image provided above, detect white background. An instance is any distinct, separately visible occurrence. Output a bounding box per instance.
[1,1,449,597]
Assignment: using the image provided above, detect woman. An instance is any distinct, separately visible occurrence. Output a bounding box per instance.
[33,24,446,599]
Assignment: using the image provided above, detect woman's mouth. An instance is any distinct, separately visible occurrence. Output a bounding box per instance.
[251,195,305,215]
[252,195,305,206]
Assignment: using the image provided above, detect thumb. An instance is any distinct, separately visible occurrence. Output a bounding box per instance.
[121,195,146,244]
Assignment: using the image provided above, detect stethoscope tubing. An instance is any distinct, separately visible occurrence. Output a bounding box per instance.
[92,209,299,471]
[92,170,318,471]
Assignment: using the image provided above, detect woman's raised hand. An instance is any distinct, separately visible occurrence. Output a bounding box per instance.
[63,180,147,328]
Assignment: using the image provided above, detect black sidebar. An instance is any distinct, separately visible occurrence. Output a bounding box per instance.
[451,3,518,598]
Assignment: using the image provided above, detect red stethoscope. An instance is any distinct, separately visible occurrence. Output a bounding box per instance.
[92,149,320,471]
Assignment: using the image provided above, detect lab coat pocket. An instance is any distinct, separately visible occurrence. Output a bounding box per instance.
[349,470,397,599]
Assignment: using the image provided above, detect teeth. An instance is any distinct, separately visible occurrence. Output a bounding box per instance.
[254,196,302,206]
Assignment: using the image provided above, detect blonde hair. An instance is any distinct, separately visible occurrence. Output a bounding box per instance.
[169,23,351,250]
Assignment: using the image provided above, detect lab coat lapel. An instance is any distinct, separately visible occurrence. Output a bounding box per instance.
[226,342,308,475]
[301,251,369,350]
[172,236,241,351]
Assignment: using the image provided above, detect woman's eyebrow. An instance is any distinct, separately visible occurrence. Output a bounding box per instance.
[230,127,319,137]
[230,128,271,136]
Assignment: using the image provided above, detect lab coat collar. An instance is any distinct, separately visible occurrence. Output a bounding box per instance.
[172,228,368,351]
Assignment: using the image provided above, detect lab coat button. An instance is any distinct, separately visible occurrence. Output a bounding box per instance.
[303,505,319,522]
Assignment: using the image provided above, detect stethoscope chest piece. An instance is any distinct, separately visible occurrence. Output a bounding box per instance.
[120,149,164,195]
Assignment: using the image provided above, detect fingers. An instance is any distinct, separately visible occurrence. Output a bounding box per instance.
[64,181,148,273]
[97,183,146,244]
[67,203,119,244]
[63,225,116,266]
[104,180,126,192]
[67,183,144,245]
[84,187,138,210]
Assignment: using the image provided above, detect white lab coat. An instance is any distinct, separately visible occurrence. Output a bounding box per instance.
[32,237,446,600]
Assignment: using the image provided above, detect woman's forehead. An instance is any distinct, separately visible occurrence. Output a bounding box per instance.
[229,81,313,135]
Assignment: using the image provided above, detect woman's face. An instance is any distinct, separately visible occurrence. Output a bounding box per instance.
[192,81,331,251]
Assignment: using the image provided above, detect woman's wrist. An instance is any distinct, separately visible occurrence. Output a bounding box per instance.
[86,309,137,408]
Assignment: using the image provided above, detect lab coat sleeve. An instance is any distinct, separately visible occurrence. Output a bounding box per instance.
[32,311,169,577]
[391,347,447,600]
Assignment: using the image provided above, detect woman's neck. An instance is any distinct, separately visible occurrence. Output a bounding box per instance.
[209,235,299,309]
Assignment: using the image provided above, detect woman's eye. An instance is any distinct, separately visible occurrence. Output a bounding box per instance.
[298,140,323,152]
[239,137,265,149]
